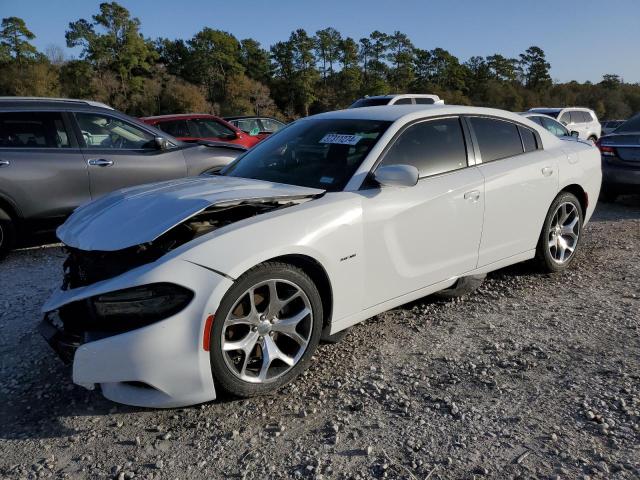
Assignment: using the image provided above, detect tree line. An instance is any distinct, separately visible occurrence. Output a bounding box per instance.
[1,2,638,121]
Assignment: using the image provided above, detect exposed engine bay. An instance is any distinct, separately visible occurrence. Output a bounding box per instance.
[62,199,306,290]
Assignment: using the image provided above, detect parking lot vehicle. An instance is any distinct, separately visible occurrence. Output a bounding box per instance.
[349,94,444,108]
[224,116,286,138]
[520,112,580,140]
[528,107,601,142]
[0,98,242,257]
[601,119,625,135]
[596,113,640,201]
[41,105,601,407]
[141,114,262,149]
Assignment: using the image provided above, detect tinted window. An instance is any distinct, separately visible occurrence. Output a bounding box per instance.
[529,116,544,126]
[260,118,284,132]
[583,111,593,122]
[0,112,71,148]
[616,115,640,133]
[349,98,390,108]
[530,109,560,118]
[187,119,236,139]
[541,117,569,137]
[559,112,571,124]
[470,117,523,162]
[381,118,467,177]
[224,119,390,191]
[157,120,189,137]
[519,126,538,152]
[394,98,413,105]
[415,97,436,105]
[76,113,155,149]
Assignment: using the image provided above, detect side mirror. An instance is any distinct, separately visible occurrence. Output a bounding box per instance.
[373,164,419,188]
[155,136,170,150]
[570,131,579,138]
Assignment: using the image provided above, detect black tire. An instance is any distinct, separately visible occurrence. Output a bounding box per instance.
[0,208,16,258]
[599,189,618,203]
[588,136,598,145]
[434,274,486,299]
[535,192,584,273]
[210,261,323,398]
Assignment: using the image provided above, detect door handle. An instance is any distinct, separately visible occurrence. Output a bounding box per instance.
[541,166,554,177]
[87,158,114,167]
[464,190,481,202]
[0,160,9,168]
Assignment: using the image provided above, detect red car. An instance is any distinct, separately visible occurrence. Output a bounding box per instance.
[140,114,262,149]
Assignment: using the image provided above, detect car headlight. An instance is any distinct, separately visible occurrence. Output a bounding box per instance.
[92,283,194,328]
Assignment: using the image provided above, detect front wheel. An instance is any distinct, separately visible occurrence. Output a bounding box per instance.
[535,192,584,273]
[210,262,323,398]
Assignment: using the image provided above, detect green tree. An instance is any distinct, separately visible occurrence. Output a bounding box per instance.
[314,27,341,81]
[0,16,39,64]
[519,46,551,90]
[386,31,414,91]
[240,38,271,84]
[486,54,518,82]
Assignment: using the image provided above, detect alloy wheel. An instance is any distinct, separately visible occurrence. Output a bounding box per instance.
[548,201,580,263]
[221,279,313,383]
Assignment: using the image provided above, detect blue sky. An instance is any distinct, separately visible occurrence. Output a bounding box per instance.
[3,0,638,83]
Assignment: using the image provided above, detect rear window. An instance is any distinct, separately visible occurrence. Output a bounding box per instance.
[157,120,189,137]
[349,98,390,108]
[393,98,413,105]
[518,126,538,152]
[470,117,524,162]
[616,115,640,133]
[415,97,436,105]
[0,111,71,148]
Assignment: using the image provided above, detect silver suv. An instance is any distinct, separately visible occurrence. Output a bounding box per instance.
[528,107,601,143]
[0,97,242,256]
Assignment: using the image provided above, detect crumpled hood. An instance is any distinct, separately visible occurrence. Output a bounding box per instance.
[58,176,324,251]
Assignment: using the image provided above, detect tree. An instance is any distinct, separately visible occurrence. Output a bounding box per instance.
[314,27,341,80]
[290,29,319,116]
[66,2,158,103]
[240,38,271,83]
[519,46,551,90]
[486,54,518,82]
[600,74,622,90]
[386,31,414,91]
[0,16,39,64]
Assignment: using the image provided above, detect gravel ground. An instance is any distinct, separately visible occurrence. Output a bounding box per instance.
[1,197,639,480]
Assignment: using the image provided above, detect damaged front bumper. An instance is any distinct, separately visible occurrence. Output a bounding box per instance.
[40,256,234,408]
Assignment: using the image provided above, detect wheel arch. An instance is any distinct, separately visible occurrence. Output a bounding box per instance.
[265,253,334,330]
[560,183,588,215]
[0,194,20,221]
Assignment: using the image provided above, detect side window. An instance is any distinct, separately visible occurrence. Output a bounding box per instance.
[157,120,189,137]
[559,112,571,124]
[529,116,543,126]
[188,119,236,139]
[469,117,523,162]
[260,118,283,132]
[380,117,467,177]
[76,113,155,149]
[518,126,538,152]
[541,117,568,137]
[394,98,413,105]
[415,97,435,105]
[236,119,261,133]
[0,111,71,148]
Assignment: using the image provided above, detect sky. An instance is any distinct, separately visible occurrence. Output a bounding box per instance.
[2,0,639,83]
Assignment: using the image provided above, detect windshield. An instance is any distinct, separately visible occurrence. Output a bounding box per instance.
[222,118,391,191]
[530,109,561,119]
[614,115,640,133]
[349,98,391,108]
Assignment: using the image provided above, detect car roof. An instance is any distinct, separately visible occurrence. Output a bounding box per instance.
[141,113,224,122]
[308,104,530,124]
[0,96,114,110]
[529,107,594,113]
[224,115,282,121]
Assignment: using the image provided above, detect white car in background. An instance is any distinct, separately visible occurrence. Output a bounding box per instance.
[528,107,601,143]
[520,112,580,140]
[350,93,444,108]
[40,105,601,407]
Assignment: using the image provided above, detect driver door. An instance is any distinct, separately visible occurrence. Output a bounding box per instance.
[361,117,485,307]
[74,112,187,199]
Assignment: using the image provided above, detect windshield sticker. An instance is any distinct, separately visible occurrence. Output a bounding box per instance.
[319,133,362,145]
[319,176,334,184]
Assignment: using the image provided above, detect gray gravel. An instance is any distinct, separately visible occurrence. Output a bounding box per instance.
[1,198,639,480]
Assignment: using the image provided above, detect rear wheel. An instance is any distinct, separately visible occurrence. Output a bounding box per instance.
[536,192,583,273]
[0,208,16,258]
[210,262,323,398]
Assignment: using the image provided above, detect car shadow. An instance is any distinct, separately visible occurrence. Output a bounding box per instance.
[590,194,640,222]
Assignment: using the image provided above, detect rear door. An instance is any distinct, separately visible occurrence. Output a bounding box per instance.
[469,116,558,266]
[0,110,89,219]
[73,111,187,199]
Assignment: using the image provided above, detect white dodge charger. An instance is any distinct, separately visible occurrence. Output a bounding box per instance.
[40,105,601,407]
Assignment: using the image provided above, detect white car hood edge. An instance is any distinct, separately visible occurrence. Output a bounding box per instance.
[57,176,325,251]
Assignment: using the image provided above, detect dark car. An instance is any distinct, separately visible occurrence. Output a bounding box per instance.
[597,113,640,202]
[224,116,286,139]
[141,114,262,149]
[0,97,243,256]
